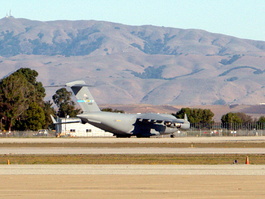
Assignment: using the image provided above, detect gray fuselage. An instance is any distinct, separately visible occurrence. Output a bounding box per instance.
[77,111,189,137]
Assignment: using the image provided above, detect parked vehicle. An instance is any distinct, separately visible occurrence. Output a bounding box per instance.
[33,129,48,136]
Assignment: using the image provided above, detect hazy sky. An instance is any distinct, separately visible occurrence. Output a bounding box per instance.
[1,0,265,41]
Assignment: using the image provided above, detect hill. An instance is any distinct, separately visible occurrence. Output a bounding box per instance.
[100,104,265,122]
[0,17,264,105]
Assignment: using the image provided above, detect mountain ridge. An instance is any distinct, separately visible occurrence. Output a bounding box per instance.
[0,17,264,105]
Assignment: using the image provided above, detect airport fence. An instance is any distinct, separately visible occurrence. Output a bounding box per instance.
[175,122,265,137]
[0,130,56,138]
[0,122,264,137]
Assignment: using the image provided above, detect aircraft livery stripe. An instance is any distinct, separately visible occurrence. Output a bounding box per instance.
[77,100,94,103]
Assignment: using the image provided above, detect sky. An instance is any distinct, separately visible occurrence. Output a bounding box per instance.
[1,0,265,41]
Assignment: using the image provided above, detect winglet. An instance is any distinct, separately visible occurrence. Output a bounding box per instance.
[50,115,57,124]
[184,114,188,121]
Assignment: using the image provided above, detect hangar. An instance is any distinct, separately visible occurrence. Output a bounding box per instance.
[54,117,113,137]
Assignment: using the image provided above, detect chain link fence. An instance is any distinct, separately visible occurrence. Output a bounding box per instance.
[0,130,56,138]
[174,122,265,137]
[0,122,264,137]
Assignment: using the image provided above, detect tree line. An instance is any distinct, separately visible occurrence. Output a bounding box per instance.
[0,68,264,131]
[0,68,80,131]
[174,108,265,129]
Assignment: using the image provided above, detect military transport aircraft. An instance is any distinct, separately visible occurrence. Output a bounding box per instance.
[58,80,190,138]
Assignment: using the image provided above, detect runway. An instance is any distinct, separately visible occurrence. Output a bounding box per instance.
[1,136,265,143]
[0,164,265,175]
[1,175,265,199]
[1,137,265,198]
[1,147,265,154]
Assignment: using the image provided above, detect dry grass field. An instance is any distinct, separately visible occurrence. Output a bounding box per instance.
[1,154,265,165]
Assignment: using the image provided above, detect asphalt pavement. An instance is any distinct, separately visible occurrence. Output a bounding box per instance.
[1,147,265,154]
[0,136,265,143]
[0,164,265,175]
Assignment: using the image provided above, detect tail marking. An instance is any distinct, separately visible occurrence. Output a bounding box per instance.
[66,80,100,113]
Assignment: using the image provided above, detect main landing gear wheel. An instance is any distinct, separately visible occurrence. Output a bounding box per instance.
[116,135,131,138]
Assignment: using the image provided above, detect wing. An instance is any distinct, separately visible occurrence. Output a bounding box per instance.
[136,113,184,128]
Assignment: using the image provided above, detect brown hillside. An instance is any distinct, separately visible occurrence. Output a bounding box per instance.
[100,104,265,122]
[0,18,264,106]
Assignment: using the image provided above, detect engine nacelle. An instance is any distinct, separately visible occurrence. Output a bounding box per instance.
[164,121,182,128]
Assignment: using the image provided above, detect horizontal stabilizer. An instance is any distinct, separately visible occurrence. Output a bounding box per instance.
[50,115,80,125]
[66,80,92,88]
[66,80,100,113]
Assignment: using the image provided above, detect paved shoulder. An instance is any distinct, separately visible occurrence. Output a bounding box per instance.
[1,147,265,154]
[1,136,265,143]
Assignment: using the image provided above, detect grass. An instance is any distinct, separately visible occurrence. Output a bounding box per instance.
[1,141,264,165]
[1,154,264,165]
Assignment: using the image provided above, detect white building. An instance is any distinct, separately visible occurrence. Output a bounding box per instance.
[56,117,113,137]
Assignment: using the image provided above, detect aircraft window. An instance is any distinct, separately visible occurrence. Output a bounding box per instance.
[70,129,76,132]
[86,129,91,132]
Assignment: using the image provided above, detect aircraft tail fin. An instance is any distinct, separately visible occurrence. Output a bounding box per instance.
[66,80,100,113]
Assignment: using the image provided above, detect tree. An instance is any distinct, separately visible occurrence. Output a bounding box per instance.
[174,108,214,124]
[43,100,56,129]
[0,102,12,130]
[235,112,253,123]
[258,116,265,123]
[0,73,34,131]
[12,68,45,101]
[221,112,242,123]
[15,102,45,130]
[0,68,48,131]
[101,108,124,113]
[52,88,80,117]
[221,112,243,130]
[256,116,265,130]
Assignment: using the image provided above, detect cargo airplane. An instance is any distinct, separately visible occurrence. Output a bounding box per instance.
[57,80,190,138]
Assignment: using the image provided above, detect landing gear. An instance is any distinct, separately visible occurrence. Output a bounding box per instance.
[170,134,175,138]
[116,134,131,138]
[136,135,150,138]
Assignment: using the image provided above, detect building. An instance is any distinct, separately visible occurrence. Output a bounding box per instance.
[55,117,113,137]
